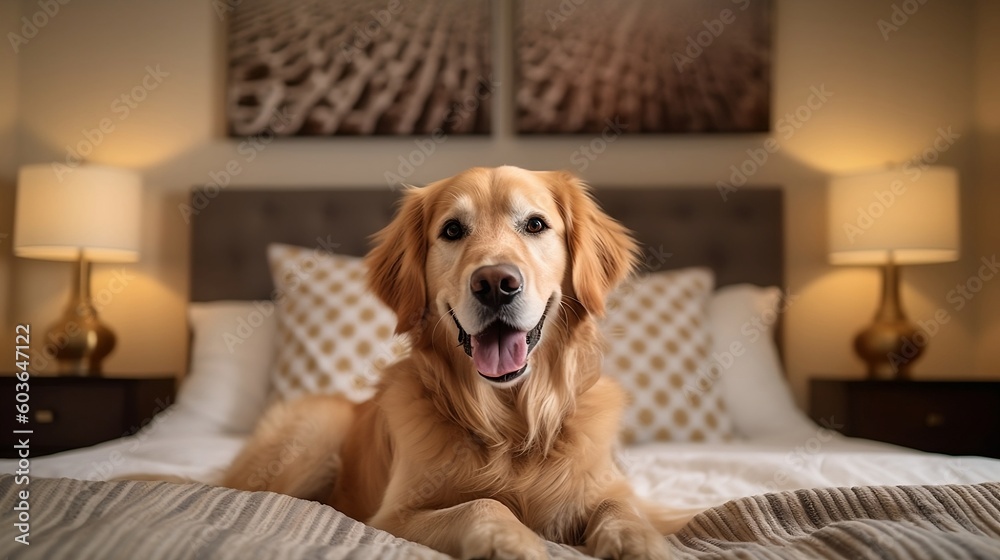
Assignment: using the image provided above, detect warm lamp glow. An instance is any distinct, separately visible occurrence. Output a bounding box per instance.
[826,165,960,379]
[828,166,959,265]
[14,163,143,376]
[14,164,142,263]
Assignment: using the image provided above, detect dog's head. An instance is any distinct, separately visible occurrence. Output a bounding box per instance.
[367,166,638,387]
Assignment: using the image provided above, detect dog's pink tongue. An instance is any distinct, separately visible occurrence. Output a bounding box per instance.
[472,324,528,377]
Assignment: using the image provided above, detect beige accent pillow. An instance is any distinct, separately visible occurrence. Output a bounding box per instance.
[603,267,733,444]
[267,243,407,401]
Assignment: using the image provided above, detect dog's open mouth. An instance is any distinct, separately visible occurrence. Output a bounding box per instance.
[451,311,546,384]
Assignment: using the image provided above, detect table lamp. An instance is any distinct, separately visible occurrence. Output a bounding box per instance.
[827,166,959,378]
[14,164,143,376]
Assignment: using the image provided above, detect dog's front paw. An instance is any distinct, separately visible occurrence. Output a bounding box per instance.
[460,519,547,560]
[587,520,671,560]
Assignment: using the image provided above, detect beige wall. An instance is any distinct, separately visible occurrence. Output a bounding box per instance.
[973,0,1000,375]
[5,0,996,405]
[0,0,19,334]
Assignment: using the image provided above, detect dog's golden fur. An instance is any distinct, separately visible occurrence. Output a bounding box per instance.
[223,167,677,559]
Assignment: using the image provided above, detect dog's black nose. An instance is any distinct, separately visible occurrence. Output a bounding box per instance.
[471,264,523,309]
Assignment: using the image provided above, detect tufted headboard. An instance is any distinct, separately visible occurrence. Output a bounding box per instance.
[189,187,783,302]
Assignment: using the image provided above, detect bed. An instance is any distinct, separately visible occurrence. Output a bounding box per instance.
[3,185,1000,559]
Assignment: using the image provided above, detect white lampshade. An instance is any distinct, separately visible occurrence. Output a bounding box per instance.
[14,164,143,263]
[828,166,959,265]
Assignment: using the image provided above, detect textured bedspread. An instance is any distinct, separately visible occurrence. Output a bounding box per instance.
[2,476,999,559]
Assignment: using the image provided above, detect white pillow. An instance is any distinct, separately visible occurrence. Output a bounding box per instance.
[708,284,815,439]
[177,300,278,434]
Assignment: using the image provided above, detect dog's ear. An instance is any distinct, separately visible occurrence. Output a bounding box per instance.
[546,171,639,317]
[366,187,428,334]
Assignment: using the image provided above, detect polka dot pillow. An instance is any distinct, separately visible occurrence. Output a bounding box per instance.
[267,243,408,401]
[603,267,734,444]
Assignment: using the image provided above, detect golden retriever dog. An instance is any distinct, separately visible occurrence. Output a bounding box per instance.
[223,167,676,559]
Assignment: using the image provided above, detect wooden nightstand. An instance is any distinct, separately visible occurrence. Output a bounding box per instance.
[0,375,176,458]
[810,378,1000,459]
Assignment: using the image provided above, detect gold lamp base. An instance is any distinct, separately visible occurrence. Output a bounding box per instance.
[48,258,116,376]
[854,262,922,379]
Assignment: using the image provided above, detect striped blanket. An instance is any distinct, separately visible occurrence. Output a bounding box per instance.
[2,476,999,559]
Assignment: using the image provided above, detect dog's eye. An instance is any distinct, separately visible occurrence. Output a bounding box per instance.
[525,216,548,234]
[441,219,466,241]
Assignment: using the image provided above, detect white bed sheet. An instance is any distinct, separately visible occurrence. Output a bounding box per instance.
[5,406,999,515]
[623,436,1000,513]
[2,405,246,483]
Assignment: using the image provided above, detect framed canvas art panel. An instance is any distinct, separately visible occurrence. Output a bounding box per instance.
[226,0,493,136]
[514,0,771,134]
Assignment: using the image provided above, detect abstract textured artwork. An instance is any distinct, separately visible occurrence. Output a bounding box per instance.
[515,0,771,134]
[226,0,493,136]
